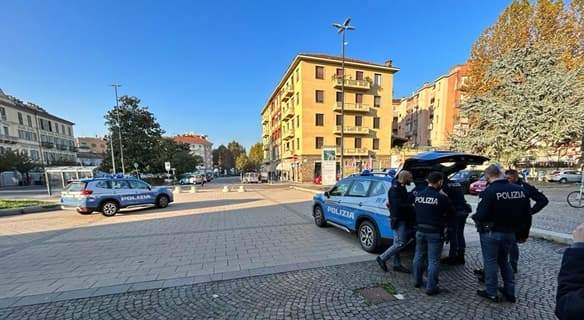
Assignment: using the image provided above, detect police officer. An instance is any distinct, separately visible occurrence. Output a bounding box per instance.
[376,170,415,274]
[412,171,454,295]
[472,165,531,303]
[556,223,584,319]
[441,177,473,265]
[505,169,549,273]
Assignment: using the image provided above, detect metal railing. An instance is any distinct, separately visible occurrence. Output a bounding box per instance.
[335,126,369,134]
[333,102,370,112]
[332,76,371,90]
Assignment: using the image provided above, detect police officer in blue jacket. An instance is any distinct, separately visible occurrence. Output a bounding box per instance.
[441,178,473,265]
[472,165,531,303]
[556,223,584,320]
[505,169,549,273]
[413,171,454,295]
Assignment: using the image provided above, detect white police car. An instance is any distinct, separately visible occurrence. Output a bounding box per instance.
[312,151,488,253]
[61,176,174,217]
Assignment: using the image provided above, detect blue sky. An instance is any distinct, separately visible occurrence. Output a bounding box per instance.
[0,0,509,148]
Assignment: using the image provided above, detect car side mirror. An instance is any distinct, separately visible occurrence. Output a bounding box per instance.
[324,191,330,198]
[147,186,152,190]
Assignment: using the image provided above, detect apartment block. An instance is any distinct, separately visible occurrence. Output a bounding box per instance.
[260,53,399,182]
[77,136,107,166]
[394,64,468,148]
[173,133,214,169]
[0,88,77,164]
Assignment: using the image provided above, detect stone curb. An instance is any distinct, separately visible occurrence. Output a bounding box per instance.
[292,186,573,245]
[0,204,60,217]
[0,254,372,309]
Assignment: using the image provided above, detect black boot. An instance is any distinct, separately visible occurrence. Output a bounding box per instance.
[376,256,388,272]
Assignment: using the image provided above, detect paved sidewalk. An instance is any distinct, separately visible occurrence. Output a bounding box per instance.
[0,239,563,319]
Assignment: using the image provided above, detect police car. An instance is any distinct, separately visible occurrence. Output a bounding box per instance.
[312,151,488,253]
[60,176,174,217]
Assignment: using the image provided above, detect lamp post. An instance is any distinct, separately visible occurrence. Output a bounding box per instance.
[111,84,125,175]
[333,18,355,178]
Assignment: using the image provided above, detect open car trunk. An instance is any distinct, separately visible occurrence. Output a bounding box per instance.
[400,151,489,190]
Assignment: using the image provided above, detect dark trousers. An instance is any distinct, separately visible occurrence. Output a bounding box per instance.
[510,241,519,271]
[447,214,468,258]
[479,232,516,297]
[413,231,444,291]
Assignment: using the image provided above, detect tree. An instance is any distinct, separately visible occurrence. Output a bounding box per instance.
[100,96,164,173]
[227,141,246,162]
[153,138,202,176]
[248,142,264,170]
[453,46,584,166]
[213,145,234,172]
[0,151,37,185]
[235,154,254,173]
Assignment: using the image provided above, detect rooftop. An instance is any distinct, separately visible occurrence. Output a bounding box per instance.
[174,134,213,146]
[0,88,75,125]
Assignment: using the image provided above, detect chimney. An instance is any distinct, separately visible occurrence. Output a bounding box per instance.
[384,59,393,67]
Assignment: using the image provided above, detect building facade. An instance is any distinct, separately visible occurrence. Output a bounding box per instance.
[0,88,77,164]
[173,134,213,169]
[76,136,107,166]
[260,53,399,182]
[395,64,468,149]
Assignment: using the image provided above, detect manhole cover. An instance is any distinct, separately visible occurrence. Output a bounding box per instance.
[357,287,395,304]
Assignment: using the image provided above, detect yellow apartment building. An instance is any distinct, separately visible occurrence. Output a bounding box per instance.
[394,63,468,149]
[260,53,399,182]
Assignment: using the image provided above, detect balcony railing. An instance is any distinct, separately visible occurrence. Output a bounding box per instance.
[334,126,369,135]
[262,117,269,124]
[56,144,68,151]
[0,134,18,144]
[41,141,54,148]
[283,128,295,140]
[282,106,294,120]
[332,76,371,90]
[263,130,269,138]
[333,102,370,112]
[281,85,294,102]
[69,146,78,152]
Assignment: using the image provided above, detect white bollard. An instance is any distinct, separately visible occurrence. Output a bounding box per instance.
[190,185,197,193]
[174,185,181,193]
[238,185,246,193]
[222,185,231,193]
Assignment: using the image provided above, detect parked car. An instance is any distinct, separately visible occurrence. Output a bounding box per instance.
[449,169,483,193]
[546,169,583,183]
[242,172,260,183]
[469,175,488,195]
[260,172,269,183]
[60,177,174,217]
[179,174,204,185]
[312,151,489,252]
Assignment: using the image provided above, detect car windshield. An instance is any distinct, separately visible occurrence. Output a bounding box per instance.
[450,171,469,179]
[64,181,86,192]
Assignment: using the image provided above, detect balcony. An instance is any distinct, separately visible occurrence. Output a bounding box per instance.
[333,102,370,113]
[283,149,295,158]
[282,106,294,120]
[56,144,68,151]
[69,146,78,152]
[0,134,18,144]
[332,76,371,90]
[263,143,269,151]
[262,117,269,125]
[281,85,294,102]
[41,141,54,148]
[283,128,295,140]
[263,130,269,138]
[334,126,369,135]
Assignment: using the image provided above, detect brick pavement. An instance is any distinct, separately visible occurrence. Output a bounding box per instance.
[0,238,564,319]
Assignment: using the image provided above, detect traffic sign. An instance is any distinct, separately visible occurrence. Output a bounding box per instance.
[164,161,171,172]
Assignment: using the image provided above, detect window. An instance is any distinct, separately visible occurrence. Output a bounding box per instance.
[62,124,65,134]
[336,137,341,146]
[355,115,362,126]
[296,138,299,148]
[296,115,300,127]
[315,113,324,126]
[330,179,352,196]
[68,127,72,136]
[315,137,324,149]
[25,115,32,127]
[373,138,379,150]
[111,180,130,189]
[48,121,52,132]
[315,66,324,79]
[295,93,299,105]
[346,180,372,197]
[355,93,363,104]
[3,127,8,136]
[55,124,59,134]
[336,68,343,77]
[369,181,388,197]
[0,107,5,120]
[295,69,299,83]
[95,181,112,189]
[355,137,362,148]
[336,91,343,102]
[373,117,380,129]
[356,71,364,81]
[374,96,381,108]
[336,114,343,126]
[18,113,23,125]
[374,73,382,86]
[315,90,324,103]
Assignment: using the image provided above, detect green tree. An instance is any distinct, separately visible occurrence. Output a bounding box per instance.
[235,154,254,173]
[100,96,164,173]
[227,141,246,162]
[153,138,202,176]
[453,46,584,166]
[213,144,234,171]
[248,142,264,170]
[0,151,37,184]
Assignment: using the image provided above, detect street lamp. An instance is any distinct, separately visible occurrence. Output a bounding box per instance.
[333,17,355,178]
[111,84,125,175]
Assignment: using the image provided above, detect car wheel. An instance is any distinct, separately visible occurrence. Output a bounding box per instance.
[100,201,119,217]
[358,220,380,253]
[76,208,93,215]
[313,205,327,227]
[156,195,170,208]
[560,178,568,184]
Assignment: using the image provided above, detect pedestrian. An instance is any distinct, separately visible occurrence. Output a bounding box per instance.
[472,164,531,303]
[521,168,530,182]
[376,170,415,274]
[505,169,549,273]
[412,171,454,295]
[441,177,473,265]
[556,223,584,320]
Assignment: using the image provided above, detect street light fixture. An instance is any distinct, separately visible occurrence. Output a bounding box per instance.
[111,84,125,175]
[333,17,355,178]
